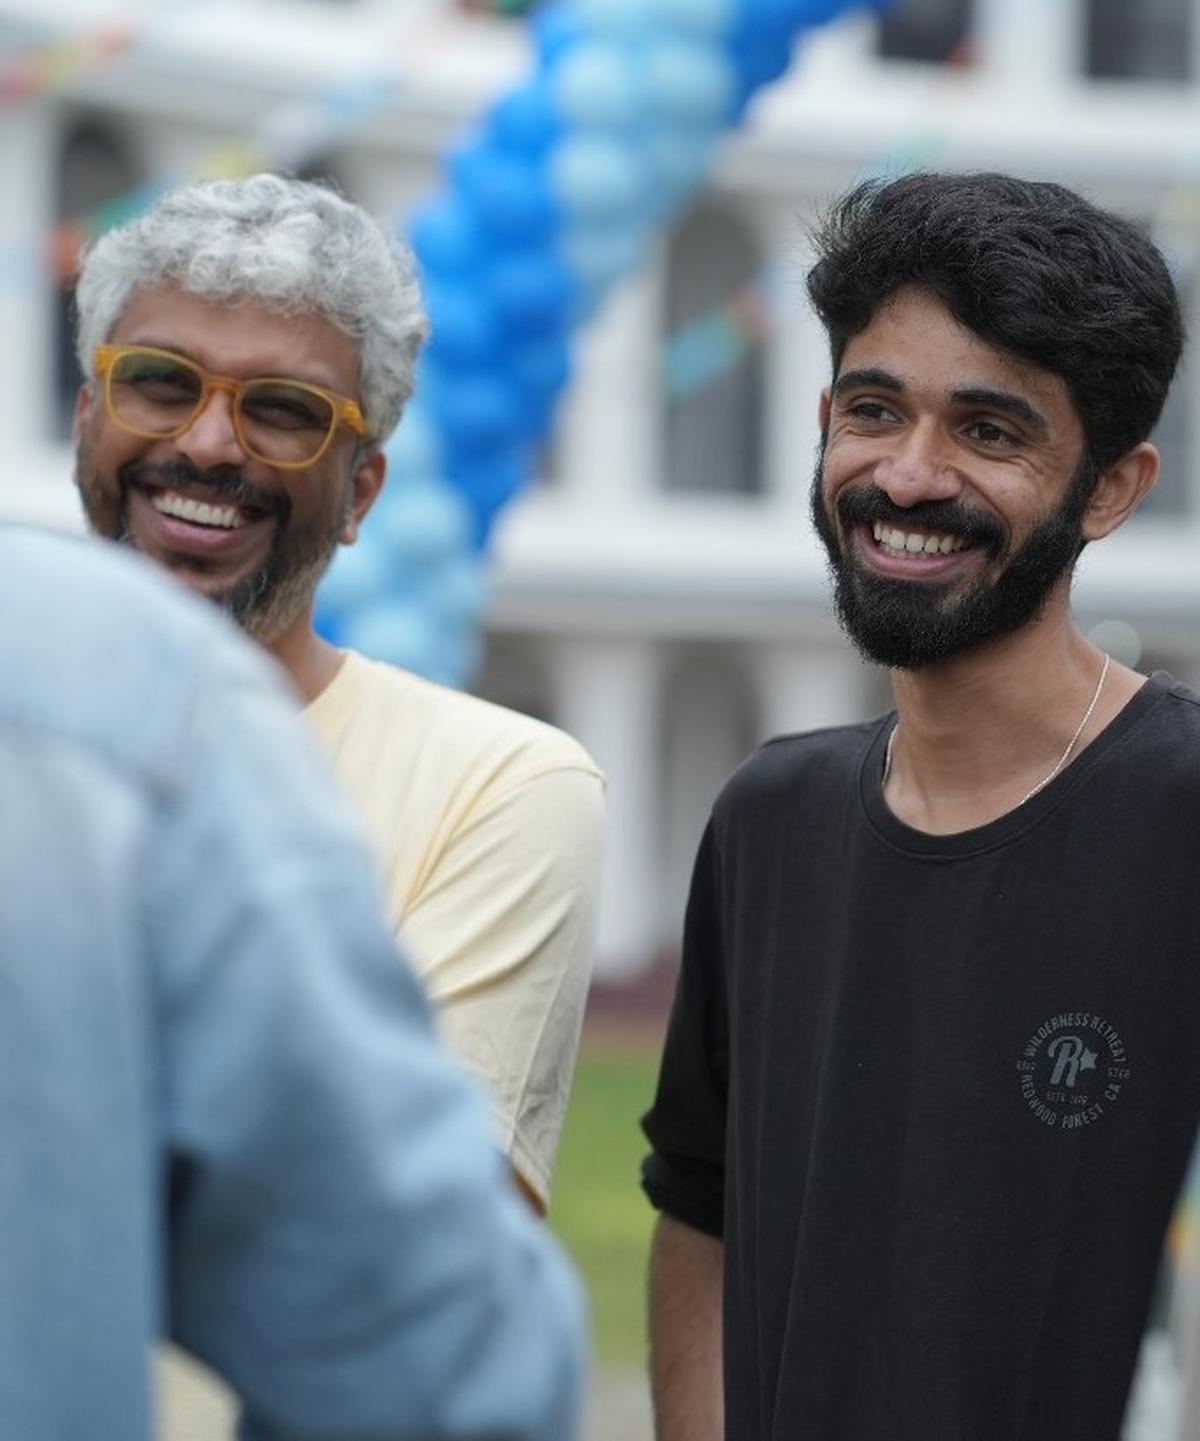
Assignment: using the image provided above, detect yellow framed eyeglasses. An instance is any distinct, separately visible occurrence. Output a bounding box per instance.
[93,343,369,469]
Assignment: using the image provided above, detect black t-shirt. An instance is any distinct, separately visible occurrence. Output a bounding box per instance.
[643,672,1200,1441]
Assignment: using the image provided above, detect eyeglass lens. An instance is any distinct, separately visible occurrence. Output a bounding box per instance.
[108,350,336,464]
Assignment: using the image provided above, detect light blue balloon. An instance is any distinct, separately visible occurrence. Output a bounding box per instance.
[645,130,716,214]
[644,39,736,128]
[374,478,473,568]
[570,0,651,41]
[318,529,391,614]
[342,599,442,677]
[385,402,442,479]
[429,556,491,625]
[549,135,649,220]
[559,220,647,294]
[646,0,734,36]
[551,41,645,131]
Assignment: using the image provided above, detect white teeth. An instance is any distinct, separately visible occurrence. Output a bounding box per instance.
[871,521,966,556]
[151,491,245,530]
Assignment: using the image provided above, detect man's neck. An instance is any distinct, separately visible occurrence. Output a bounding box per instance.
[883,611,1144,835]
[260,615,346,705]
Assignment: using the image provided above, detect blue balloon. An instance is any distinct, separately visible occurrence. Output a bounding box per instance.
[487,251,573,335]
[408,198,482,279]
[645,131,716,215]
[551,41,646,131]
[312,601,347,647]
[374,478,472,568]
[342,599,443,677]
[430,556,490,626]
[318,529,391,613]
[559,220,646,294]
[645,39,736,128]
[423,286,501,365]
[571,0,652,41]
[647,0,735,37]
[511,336,572,404]
[549,136,649,220]
[726,31,793,110]
[533,3,587,63]
[435,374,523,451]
[447,448,526,547]
[385,402,442,480]
[449,144,557,246]
[489,80,562,158]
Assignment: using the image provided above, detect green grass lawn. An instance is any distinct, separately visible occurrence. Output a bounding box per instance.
[549,1043,661,1366]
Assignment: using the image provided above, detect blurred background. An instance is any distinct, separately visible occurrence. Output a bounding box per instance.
[3,0,1199,1436]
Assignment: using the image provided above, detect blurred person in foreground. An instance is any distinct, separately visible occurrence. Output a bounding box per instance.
[70,173,605,1214]
[642,172,1200,1440]
[0,523,584,1441]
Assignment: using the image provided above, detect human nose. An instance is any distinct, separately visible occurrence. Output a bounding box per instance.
[173,382,247,468]
[873,421,964,508]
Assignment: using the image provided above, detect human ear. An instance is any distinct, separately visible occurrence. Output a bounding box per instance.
[71,383,96,449]
[1081,442,1159,542]
[339,448,386,545]
[818,387,832,432]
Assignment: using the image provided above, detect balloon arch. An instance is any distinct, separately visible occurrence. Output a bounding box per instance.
[315,0,887,685]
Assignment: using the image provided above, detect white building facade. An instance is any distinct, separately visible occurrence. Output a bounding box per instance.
[4,0,1200,981]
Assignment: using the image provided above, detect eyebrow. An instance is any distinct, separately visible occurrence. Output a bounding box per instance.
[833,369,1049,437]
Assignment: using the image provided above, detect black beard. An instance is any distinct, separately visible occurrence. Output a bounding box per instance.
[113,458,345,641]
[809,451,1091,670]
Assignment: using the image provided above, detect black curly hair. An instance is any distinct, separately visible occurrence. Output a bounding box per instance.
[806,171,1184,478]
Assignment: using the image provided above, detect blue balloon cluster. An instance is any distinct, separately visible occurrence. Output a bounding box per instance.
[317,0,889,685]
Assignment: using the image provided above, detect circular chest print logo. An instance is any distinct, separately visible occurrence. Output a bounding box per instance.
[1016,1013,1131,1130]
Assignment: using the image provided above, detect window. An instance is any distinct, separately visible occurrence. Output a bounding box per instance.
[662,203,765,497]
[1085,0,1192,82]
[53,118,140,438]
[876,0,973,65]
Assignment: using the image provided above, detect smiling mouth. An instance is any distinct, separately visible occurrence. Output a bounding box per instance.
[144,486,271,532]
[871,520,972,557]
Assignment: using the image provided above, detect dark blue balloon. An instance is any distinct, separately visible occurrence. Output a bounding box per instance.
[446,447,527,549]
[726,29,793,96]
[435,373,522,451]
[508,337,572,440]
[423,286,501,365]
[487,251,573,335]
[511,336,572,405]
[408,198,482,279]
[313,601,346,645]
[532,2,587,63]
[448,144,557,246]
[489,80,562,158]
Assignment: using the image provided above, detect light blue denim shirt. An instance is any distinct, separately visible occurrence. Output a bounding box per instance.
[0,526,585,1441]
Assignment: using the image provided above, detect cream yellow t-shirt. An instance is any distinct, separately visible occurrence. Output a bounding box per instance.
[305,650,606,1208]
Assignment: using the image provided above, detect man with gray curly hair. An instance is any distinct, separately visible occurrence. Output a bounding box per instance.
[72,173,605,1215]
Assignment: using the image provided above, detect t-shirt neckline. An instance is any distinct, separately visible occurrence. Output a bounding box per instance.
[858,670,1174,859]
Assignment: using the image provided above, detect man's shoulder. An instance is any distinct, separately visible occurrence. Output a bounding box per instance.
[338,651,603,782]
[715,717,883,821]
[0,526,271,776]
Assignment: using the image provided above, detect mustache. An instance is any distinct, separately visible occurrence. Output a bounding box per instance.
[119,458,288,518]
[835,487,1005,553]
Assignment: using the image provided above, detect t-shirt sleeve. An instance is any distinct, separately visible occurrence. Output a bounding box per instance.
[158,649,587,1441]
[641,817,729,1239]
[399,762,606,1211]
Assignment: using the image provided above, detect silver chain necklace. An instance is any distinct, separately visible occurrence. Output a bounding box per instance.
[882,652,1111,809]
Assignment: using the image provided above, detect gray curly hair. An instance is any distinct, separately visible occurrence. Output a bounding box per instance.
[74,172,428,442]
